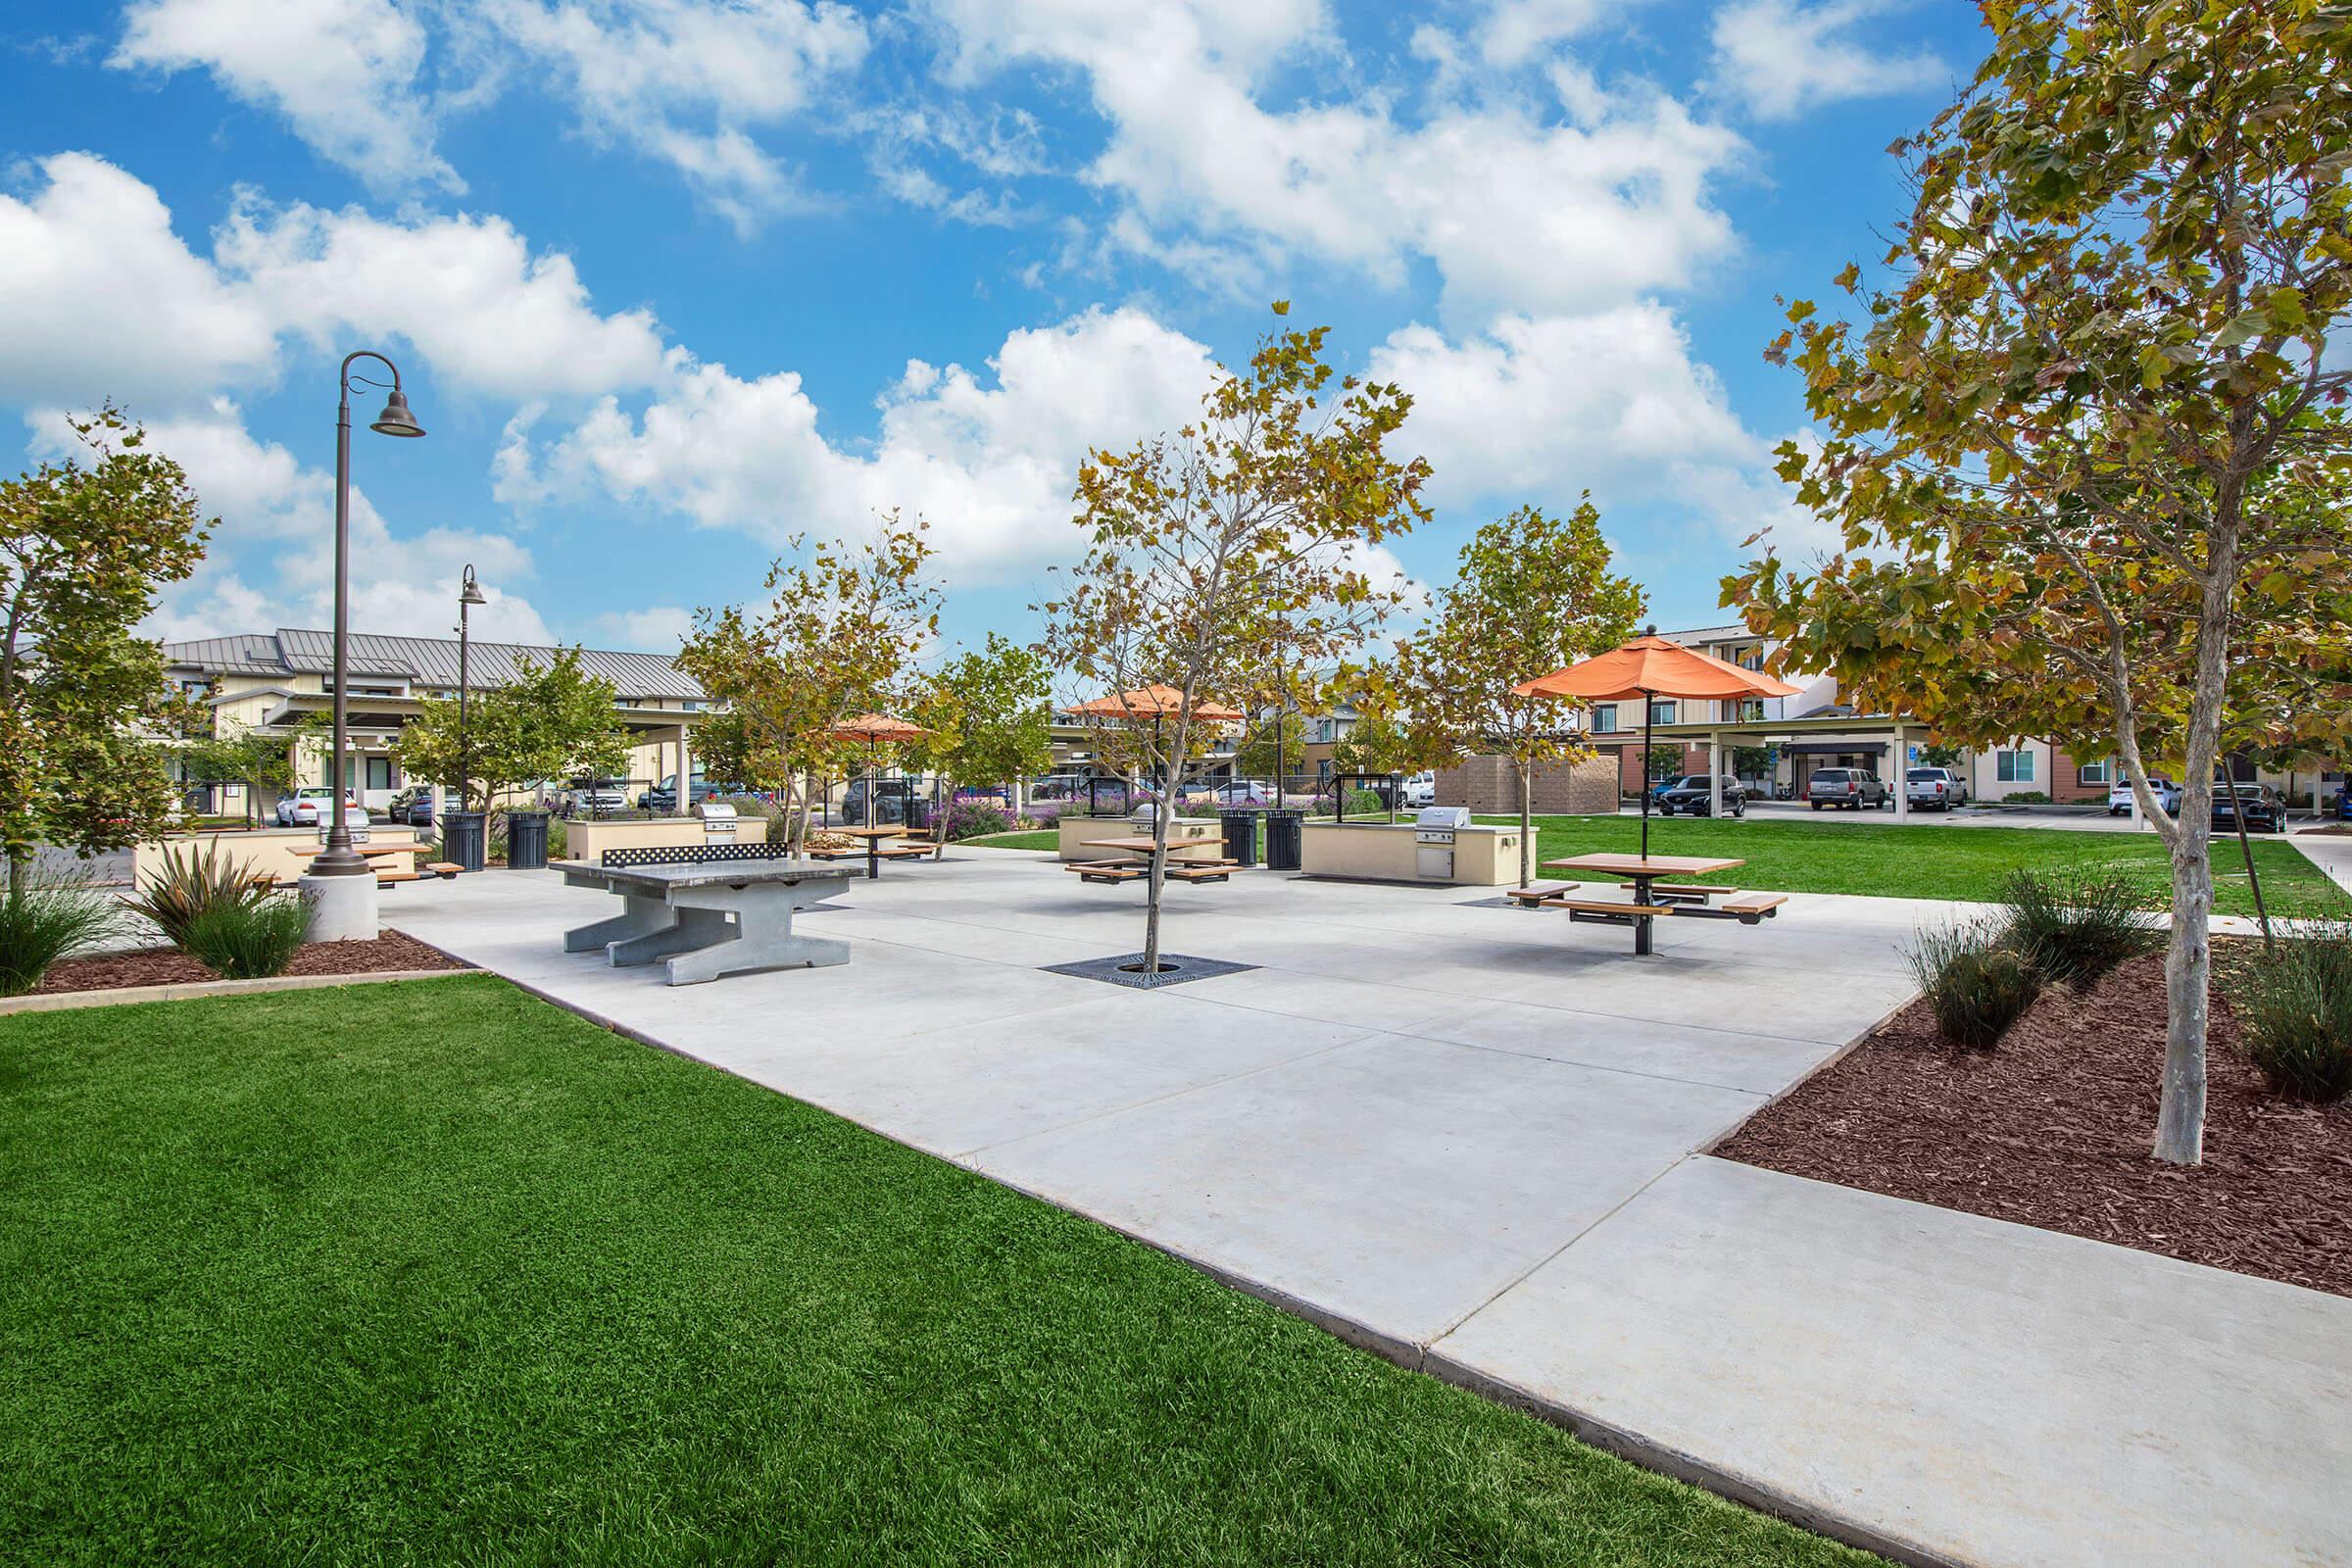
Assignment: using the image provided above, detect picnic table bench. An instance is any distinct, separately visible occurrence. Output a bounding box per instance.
[1069,835,1244,886]
[806,824,934,879]
[1512,854,1784,955]
[270,840,459,890]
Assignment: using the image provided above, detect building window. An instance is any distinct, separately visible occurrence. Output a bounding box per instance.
[1996,749,2036,783]
[366,757,392,791]
[1592,705,1618,734]
[2078,758,2112,785]
[1726,699,1764,722]
[1648,700,1678,726]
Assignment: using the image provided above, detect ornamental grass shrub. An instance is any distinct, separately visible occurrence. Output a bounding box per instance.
[2000,866,2164,987]
[0,880,120,996]
[1905,917,2042,1051]
[123,840,270,950]
[2237,925,2352,1102]
[183,894,311,980]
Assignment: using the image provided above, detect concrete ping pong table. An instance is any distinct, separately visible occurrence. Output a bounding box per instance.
[556,846,859,985]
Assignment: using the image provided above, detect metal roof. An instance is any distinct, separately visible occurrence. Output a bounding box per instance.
[162,628,706,700]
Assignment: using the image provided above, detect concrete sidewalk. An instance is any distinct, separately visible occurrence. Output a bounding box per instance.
[387,855,2352,1568]
[2292,829,2352,897]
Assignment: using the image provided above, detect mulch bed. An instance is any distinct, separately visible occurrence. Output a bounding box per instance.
[33,932,466,996]
[1716,950,2352,1297]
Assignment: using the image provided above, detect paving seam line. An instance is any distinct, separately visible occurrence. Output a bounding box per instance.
[399,923,1971,1568]
[1691,987,1925,1157]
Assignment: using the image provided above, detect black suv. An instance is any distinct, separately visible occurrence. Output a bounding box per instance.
[1655,774,1746,817]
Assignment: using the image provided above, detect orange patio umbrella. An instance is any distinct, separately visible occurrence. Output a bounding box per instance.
[827,712,928,825]
[1513,626,1801,858]
[1067,686,1245,802]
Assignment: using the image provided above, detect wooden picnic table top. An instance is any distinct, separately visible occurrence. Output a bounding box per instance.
[835,824,909,839]
[1542,853,1744,877]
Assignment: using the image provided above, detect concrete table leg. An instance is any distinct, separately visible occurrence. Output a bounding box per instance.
[661,882,851,985]
[607,905,731,966]
[564,893,676,954]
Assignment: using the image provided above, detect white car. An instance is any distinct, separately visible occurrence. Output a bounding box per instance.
[275,787,368,830]
[1401,772,1437,808]
[2108,775,2181,816]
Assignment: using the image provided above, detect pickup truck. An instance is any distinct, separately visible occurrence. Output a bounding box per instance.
[2106,775,2181,816]
[1903,767,1969,810]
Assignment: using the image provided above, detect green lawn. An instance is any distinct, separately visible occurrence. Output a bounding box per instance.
[1484,813,2346,916]
[964,827,1057,851]
[0,977,1872,1567]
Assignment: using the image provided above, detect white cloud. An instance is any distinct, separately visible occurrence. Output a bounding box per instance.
[923,0,1744,320]
[502,305,1223,574]
[1705,0,1943,122]
[111,0,462,193]
[593,606,696,650]
[1474,0,1621,67]
[476,0,869,230]
[213,193,675,402]
[0,154,670,416]
[1370,306,1759,507]
[25,406,553,645]
[0,153,277,410]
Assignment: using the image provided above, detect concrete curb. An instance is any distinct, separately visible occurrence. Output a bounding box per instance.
[0,967,472,1016]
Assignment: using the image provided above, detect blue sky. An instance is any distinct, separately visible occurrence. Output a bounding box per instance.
[0,0,1990,662]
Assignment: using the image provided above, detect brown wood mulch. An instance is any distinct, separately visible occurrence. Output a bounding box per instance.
[1715,950,2352,1298]
[33,932,466,996]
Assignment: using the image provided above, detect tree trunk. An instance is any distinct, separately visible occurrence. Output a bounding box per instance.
[1143,716,1192,974]
[1517,760,1534,890]
[6,852,25,902]
[2155,822,2214,1164]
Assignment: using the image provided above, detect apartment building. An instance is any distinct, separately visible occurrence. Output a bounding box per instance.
[164,628,716,812]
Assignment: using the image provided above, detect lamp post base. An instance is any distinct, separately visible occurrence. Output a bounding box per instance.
[300,872,379,943]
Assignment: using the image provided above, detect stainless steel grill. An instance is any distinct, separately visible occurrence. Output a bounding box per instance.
[1413,806,1470,878]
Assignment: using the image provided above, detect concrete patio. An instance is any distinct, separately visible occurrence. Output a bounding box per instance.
[385,851,2352,1568]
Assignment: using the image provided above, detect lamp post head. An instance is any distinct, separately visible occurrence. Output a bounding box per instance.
[369,387,426,438]
[459,563,487,607]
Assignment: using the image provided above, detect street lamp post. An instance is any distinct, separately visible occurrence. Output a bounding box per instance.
[303,352,423,905]
[457,564,485,814]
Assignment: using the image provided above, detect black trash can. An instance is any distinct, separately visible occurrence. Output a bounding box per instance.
[908,798,935,831]
[443,810,487,873]
[1219,808,1259,866]
[507,809,551,870]
[1263,808,1303,871]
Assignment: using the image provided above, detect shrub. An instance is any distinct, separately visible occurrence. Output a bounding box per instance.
[183,894,311,980]
[941,802,1014,841]
[2237,926,2352,1102]
[1023,800,1063,826]
[1905,918,2041,1050]
[2001,790,2052,804]
[0,880,120,996]
[123,840,270,950]
[2000,866,2163,986]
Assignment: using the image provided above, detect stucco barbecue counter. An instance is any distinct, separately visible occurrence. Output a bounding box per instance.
[1298,819,1524,886]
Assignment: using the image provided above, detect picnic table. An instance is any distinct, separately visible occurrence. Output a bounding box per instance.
[821,824,932,880]
[1069,834,1239,886]
[1536,853,1782,956]
[556,854,858,984]
[277,839,450,888]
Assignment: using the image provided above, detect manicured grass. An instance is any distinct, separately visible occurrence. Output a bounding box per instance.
[1484,813,2346,916]
[0,978,1874,1567]
[964,827,1057,850]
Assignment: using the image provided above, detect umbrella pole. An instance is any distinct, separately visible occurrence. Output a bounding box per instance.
[1641,691,1653,860]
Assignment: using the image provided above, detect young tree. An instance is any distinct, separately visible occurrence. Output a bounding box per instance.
[1396,501,1644,889]
[676,515,940,854]
[397,648,630,811]
[1732,1,2352,1163]
[1042,305,1432,973]
[0,409,209,893]
[1233,715,1307,784]
[179,722,297,826]
[908,632,1054,801]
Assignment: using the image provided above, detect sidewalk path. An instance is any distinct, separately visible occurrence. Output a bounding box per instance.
[389,858,2352,1568]
[2292,829,2352,898]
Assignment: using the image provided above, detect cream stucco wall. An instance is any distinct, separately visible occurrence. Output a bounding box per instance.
[1299,820,1523,886]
